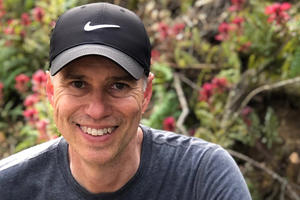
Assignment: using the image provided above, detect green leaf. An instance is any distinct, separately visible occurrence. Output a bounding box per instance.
[289,46,300,77]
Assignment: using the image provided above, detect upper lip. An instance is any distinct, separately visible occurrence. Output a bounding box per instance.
[76,123,117,129]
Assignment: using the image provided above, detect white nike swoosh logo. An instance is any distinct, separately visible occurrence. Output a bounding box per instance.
[84,21,120,31]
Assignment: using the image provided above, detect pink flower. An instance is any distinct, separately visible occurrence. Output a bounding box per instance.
[241,106,252,116]
[232,17,244,27]
[23,108,38,122]
[265,2,291,24]
[281,2,292,11]
[20,30,26,38]
[32,70,47,85]
[212,77,228,92]
[24,94,39,107]
[151,49,160,62]
[36,119,48,130]
[4,27,14,35]
[163,117,176,132]
[215,22,233,41]
[229,0,245,11]
[0,10,5,18]
[15,74,30,93]
[158,22,170,40]
[171,23,185,35]
[36,120,49,140]
[32,70,47,92]
[21,13,31,26]
[0,82,4,104]
[7,19,14,25]
[0,0,4,18]
[238,41,251,52]
[241,106,252,127]
[199,83,214,102]
[218,22,232,33]
[33,7,45,22]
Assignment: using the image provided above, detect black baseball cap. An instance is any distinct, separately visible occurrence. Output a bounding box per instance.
[49,3,151,79]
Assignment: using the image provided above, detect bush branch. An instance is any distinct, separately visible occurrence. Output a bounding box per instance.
[239,76,300,113]
[227,149,300,200]
[173,73,189,135]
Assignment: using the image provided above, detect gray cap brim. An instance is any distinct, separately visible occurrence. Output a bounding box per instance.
[50,44,144,79]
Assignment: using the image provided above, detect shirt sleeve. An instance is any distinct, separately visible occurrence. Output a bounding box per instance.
[196,146,252,200]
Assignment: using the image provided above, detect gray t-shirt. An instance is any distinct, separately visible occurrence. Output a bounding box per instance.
[0,125,252,199]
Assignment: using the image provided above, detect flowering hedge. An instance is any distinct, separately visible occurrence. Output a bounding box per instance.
[1,0,300,199]
[0,0,81,155]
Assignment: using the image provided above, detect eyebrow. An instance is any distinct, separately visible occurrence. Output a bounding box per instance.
[61,72,136,82]
[109,75,136,82]
[62,73,85,80]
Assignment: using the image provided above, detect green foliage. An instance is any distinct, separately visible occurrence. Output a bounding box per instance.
[289,45,300,77]
[1,0,300,198]
[0,0,83,155]
[142,62,180,129]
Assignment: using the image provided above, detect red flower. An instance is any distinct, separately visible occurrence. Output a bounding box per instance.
[232,17,244,27]
[215,22,234,41]
[4,27,14,35]
[241,107,252,127]
[158,22,170,40]
[24,94,39,107]
[151,49,160,62]
[21,13,31,26]
[15,74,30,93]
[171,23,185,35]
[0,82,4,104]
[212,77,228,92]
[199,83,214,102]
[265,2,291,24]
[15,74,30,84]
[163,116,176,132]
[33,7,45,22]
[238,41,251,52]
[23,108,38,122]
[0,10,5,18]
[32,70,47,85]
[32,70,47,93]
[0,0,4,17]
[229,0,245,11]
[7,19,14,25]
[36,120,49,141]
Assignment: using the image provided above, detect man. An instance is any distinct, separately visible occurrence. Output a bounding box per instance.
[0,2,252,199]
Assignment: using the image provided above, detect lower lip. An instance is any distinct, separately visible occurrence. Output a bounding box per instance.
[77,126,115,143]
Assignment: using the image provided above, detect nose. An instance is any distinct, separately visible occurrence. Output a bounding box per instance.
[85,91,111,120]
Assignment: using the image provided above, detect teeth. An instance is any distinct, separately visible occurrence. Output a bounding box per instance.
[80,126,114,136]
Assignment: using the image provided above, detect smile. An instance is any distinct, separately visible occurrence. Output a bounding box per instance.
[79,125,115,136]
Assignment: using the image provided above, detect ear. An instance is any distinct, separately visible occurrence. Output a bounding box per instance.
[142,72,154,114]
[46,72,54,106]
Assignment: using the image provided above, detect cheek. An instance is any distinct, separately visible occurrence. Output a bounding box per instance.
[52,90,79,128]
[112,91,144,119]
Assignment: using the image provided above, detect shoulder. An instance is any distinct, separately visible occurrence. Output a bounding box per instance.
[141,124,233,171]
[140,125,252,199]
[0,137,62,173]
[141,124,222,156]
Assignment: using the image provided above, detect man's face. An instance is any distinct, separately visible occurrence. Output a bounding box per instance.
[47,55,152,165]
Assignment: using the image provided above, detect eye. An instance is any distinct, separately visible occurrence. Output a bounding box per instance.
[71,80,85,88]
[112,82,129,90]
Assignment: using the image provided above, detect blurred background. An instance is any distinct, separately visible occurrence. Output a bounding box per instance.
[1,0,300,199]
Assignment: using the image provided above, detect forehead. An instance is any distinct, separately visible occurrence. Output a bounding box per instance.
[58,55,132,78]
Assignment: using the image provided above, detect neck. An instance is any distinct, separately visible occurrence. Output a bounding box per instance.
[69,127,143,194]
